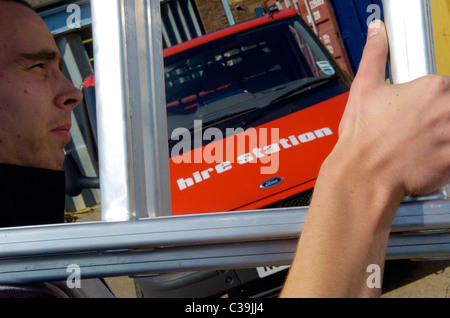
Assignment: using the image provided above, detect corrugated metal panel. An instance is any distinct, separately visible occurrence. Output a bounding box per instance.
[160,0,205,48]
[28,0,63,8]
[297,0,354,77]
[38,0,92,35]
[264,0,353,76]
[38,0,205,48]
[328,0,384,75]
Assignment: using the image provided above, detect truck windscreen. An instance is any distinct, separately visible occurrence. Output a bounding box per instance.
[165,18,339,140]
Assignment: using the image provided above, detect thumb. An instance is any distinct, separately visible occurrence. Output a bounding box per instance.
[354,20,389,87]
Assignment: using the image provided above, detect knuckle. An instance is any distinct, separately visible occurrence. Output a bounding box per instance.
[421,75,448,92]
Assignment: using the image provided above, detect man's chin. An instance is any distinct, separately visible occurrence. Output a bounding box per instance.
[52,153,66,171]
[32,151,66,171]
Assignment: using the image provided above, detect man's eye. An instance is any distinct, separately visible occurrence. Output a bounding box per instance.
[30,63,46,69]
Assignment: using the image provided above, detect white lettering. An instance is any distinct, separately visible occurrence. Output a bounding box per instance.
[192,171,202,183]
[314,127,333,138]
[177,177,195,190]
[279,138,291,149]
[201,168,214,179]
[260,128,280,175]
[229,303,264,315]
[366,4,382,28]
[366,264,382,289]
[299,132,316,143]
[263,143,281,155]
[185,302,220,315]
[237,153,254,165]
[309,0,325,10]
[175,127,334,190]
[313,10,321,21]
[216,161,232,174]
[193,120,203,163]
[66,264,81,289]
[66,4,81,29]
[203,128,223,164]
[252,148,265,159]
[289,135,299,146]
[171,128,191,164]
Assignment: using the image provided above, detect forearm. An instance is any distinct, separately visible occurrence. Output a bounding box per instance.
[281,146,404,298]
[280,19,450,298]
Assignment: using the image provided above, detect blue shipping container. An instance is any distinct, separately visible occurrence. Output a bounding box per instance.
[328,0,384,75]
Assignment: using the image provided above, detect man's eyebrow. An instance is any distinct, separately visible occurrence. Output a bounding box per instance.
[18,49,64,70]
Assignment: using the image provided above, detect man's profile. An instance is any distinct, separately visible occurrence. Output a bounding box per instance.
[0,0,82,171]
[0,1,116,297]
[0,0,82,228]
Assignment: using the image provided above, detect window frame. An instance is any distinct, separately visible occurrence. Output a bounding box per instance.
[0,0,449,285]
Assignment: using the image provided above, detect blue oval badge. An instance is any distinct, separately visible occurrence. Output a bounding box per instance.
[260,177,284,189]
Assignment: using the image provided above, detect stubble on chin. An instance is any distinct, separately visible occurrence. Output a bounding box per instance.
[0,147,66,171]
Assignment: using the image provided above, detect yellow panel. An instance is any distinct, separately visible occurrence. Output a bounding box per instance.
[430,0,450,74]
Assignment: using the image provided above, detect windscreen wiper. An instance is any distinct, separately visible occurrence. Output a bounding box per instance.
[168,107,259,148]
[168,77,338,148]
[194,107,259,132]
[238,76,338,129]
[268,76,338,106]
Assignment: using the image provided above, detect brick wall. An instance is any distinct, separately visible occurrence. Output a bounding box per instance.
[228,0,264,24]
[194,0,230,34]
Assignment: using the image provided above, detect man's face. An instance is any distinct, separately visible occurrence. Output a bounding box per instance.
[0,3,83,170]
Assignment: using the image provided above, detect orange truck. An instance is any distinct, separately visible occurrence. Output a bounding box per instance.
[81,8,351,297]
[84,8,351,217]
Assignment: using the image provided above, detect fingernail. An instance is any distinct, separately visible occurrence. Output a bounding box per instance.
[367,20,382,38]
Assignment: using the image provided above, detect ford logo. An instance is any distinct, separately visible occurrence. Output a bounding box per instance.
[260,177,284,189]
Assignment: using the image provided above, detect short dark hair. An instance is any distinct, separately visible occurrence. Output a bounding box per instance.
[0,0,33,10]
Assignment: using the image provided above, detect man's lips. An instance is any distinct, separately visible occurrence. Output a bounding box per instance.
[51,124,72,140]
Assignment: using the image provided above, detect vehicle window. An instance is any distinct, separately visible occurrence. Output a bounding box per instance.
[164,18,338,140]
[289,21,335,77]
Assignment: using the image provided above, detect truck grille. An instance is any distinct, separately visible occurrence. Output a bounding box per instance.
[263,190,313,209]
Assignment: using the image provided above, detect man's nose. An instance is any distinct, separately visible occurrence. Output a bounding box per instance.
[54,77,84,110]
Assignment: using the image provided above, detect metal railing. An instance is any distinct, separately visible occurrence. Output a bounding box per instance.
[0,0,448,284]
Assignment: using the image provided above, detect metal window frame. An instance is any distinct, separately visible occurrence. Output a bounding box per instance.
[384,0,437,84]
[0,0,449,285]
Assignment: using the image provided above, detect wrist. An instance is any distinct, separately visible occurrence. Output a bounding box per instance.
[317,142,405,229]
[283,148,402,297]
[282,141,405,298]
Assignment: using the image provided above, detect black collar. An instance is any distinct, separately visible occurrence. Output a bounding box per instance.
[0,164,66,228]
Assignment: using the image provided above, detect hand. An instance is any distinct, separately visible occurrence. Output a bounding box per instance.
[336,20,450,198]
[281,20,450,298]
